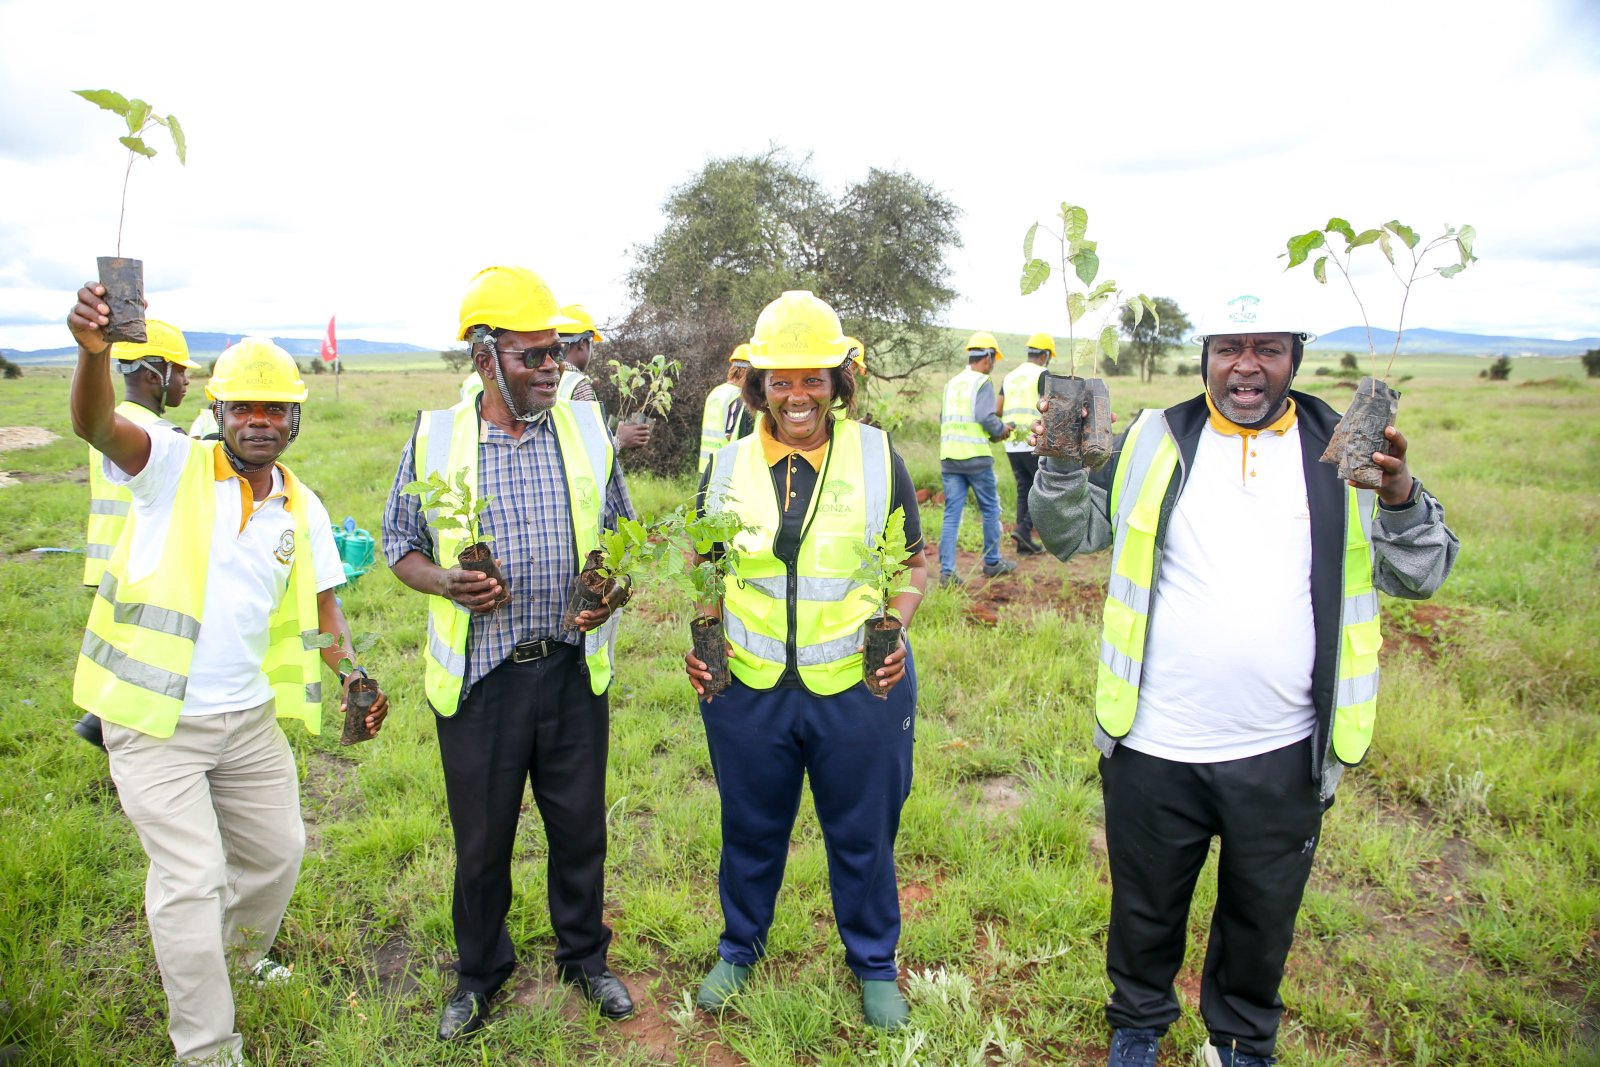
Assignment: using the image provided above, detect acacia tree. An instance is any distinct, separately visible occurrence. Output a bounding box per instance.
[624,148,962,389]
[1117,296,1192,381]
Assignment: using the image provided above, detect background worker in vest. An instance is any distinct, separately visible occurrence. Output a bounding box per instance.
[683,291,927,1031]
[67,288,389,1067]
[938,332,1014,585]
[997,332,1053,555]
[75,319,199,749]
[697,342,753,475]
[1029,321,1458,1067]
[557,303,652,450]
[383,265,637,1040]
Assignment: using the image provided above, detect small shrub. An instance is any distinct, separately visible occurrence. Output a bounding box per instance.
[0,355,21,379]
[1481,356,1512,381]
[1582,348,1600,378]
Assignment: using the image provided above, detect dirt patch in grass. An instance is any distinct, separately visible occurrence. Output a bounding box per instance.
[368,935,421,996]
[0,428,58,452]
[300,751,361,849]
[978,774,1028,819]
[1382,603,1461,664]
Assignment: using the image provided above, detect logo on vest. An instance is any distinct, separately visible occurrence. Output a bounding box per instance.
[274,529,296,566]
[818,478,855,514]
[572,475,600,516]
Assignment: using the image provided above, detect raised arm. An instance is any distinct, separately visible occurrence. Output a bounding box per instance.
[68,283,152,476]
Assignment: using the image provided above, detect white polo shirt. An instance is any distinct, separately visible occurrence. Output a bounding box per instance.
[106,426,344,716]
[1122,400,1318,763]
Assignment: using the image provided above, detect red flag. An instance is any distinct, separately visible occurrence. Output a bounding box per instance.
[320,316,338,362]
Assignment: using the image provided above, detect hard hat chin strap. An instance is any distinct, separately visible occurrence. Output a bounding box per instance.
[473,332,540,423]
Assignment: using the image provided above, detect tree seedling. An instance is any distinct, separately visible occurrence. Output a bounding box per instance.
[401,470,505,607]
[74,88,187,345]
[611,353,681,428]
[306,631,380,745]
[850,506,918,698]
[1283,218,1478,487]
[660,504,754,699]
[563,516,667,631]
[1019,202,1157,467]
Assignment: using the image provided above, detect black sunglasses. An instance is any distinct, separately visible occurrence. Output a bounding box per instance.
[495,342,567,369]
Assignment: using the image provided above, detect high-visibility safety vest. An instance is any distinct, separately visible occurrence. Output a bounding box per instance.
[411,398,618,713]
[1098,410,1383,765]
[74,441,324,739]
[84,401,176,586]
[940,368,992,461]
[460,373,483,404]
[705,419,893,696]
[556,369,590,401]
[698,381,745,474]
[1000,363,1046,453]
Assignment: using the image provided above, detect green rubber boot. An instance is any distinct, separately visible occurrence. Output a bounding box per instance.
[695,960,751,1011]
[861,979,910,1030]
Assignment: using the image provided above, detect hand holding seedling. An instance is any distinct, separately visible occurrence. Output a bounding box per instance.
[682,647,729,699]
[1367,426,1414,507]
[616,421,653,449]
[340,676,389,737]
[1027,398,1114,451]
[68,282,123,354]
[439,566,502,613]
[861,633,909,691]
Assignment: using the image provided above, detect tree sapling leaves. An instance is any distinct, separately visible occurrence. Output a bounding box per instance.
[1023,221,1039,261]
[1313,256,1329,284]
[1284,230,1326,269]
[1020,257,1051,296]
[1385,220,1420,249]
[1073,248,1101,288]
[1100,326,1120,365]
[73,89,130,115]
[119,137,155,158]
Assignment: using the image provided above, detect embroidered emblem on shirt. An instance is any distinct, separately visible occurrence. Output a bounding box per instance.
[274,529,296,565]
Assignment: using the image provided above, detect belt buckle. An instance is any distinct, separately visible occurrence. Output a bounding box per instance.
[512,637,554,664]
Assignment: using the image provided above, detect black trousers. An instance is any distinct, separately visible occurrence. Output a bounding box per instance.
[1006,451,1040,535]
[1100,738,1323,1057]
[436,644,612,996]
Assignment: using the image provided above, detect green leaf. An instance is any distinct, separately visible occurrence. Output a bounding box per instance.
[119,136,155,158]
[1456,224,1477,263]
[1324,218,1355,242]
[1022,221,1038,261]
[1073,338,1097,365]
[1313,256,1328,284]
[1284,230,1325,269]
[166,115,187,164]
[1128,299,1145,330]
[1438,263,1465,279]
[1019,258,1050,296]
[1378,231,1395,264]
[1384,220,1419,249]
[306,632,337,649]
[124,98,151,137]
[1066,292,1086,324]
[1060,204,1088,241]
[1100,326,1120,365]
[1141,295,1160,329]
[1073,248,1100,287]
[73,88,130,116]
[1089,279,1116,300]
[1349,228,1384,249]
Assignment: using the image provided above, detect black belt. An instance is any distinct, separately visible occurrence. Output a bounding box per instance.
[510,637,564,663]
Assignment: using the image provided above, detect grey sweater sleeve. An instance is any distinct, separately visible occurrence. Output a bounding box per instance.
[973,380,1008,441]
[1370,479,1459,599]
[1028,456,1113,560]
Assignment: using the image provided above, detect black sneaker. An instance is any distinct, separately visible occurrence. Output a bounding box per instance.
[982,558,1017,578]
[1011,530,1043,555]
[1108,1027,1161,1067]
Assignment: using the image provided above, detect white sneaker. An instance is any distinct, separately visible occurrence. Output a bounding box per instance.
[248,957,293,985]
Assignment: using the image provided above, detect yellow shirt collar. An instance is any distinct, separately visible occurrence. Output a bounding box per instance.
[758,415,829,471]
[1204,392,1298,437]
[213,442,292,533]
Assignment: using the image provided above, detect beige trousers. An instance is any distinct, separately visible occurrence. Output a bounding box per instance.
[104,701,305,1067]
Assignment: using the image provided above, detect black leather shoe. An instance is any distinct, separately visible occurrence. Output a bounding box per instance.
[436,989,489,1041]
[73,713,106,750]
[1011,530,1043,555]
[565,969,634,1019]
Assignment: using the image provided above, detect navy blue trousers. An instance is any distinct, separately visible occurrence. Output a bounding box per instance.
[700,646,917,980]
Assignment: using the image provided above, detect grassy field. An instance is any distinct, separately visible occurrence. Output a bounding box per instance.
[0,357,1596,1066]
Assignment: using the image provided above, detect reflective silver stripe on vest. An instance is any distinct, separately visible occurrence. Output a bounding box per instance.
[1343,590,1379,626]
[566,402,612,490]
[1337,671,1379,707]
[97,573,201,641]
[419,409,458,525]
[86,543,114,560]
[942,433,988,444]
[299,628,321,651]
[1002,407,1035,418]
[80,632,187,700]
[859,426,890,545]
[1355,488,1377,541]
[306,682,322,703]
[797,627,864,667]
[741,574,862,601]
[427,616,468,676]
[705,442,742,514]
[89,499,130,516]
[1113,411,1169,528]
[1106,573,1151,615]
[723,609,785,663]
[1099,639,1141,686]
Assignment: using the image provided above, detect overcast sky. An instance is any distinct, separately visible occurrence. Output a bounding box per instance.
[2,0,1597,353]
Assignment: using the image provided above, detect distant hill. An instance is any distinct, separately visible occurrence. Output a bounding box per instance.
[1311,327,1597,357]
[1,333,433,365]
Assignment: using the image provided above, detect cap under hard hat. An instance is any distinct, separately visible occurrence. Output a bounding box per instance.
[205,337,308,403]
[746,291,851,370]
[457,265,578,341]
[113,319,198,369]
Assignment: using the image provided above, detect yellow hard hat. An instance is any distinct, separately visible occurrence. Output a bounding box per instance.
[205,338,308,403]
[747,291,850,370]
[457,265,576,341]
[845,336,866,374]
[557,303,604,343]
[966,331,1005,361]
[729,342,752,365]
[113,319,198,369]
[1025,332,1056,356]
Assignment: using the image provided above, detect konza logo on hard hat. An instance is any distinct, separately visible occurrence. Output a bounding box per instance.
[243,360,276,388]
[778,321,814,351]
[1228,295,1260,324]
